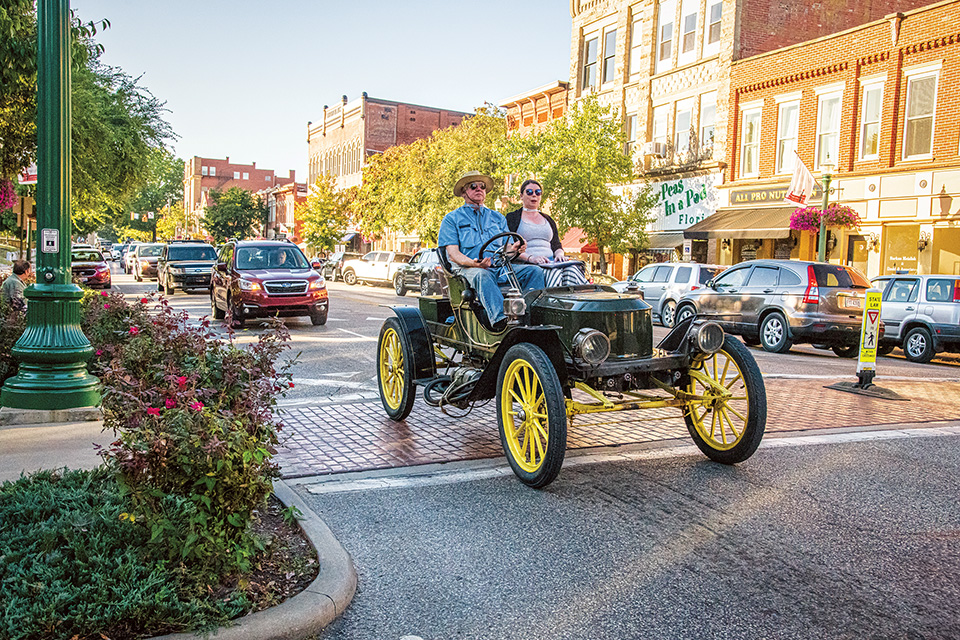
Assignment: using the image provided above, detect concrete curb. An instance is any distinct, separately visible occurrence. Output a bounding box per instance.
[0,406,102,427]
[150,480,357,640]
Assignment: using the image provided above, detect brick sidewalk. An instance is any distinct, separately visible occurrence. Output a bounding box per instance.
[275,378,960,478]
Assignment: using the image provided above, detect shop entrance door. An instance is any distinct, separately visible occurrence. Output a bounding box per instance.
[847,235,868,275]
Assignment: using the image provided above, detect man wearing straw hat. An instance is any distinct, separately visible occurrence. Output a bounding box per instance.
[438,170,545,331]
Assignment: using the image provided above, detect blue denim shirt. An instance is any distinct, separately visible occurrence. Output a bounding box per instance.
[437,204,508,265]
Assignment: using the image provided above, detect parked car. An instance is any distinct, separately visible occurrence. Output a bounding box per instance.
[871,274,960,363]
[122,242,142,274]
[341,251,412,287]
[612,263,725,327]
[210,240,328,327]
[157,241,219,295]
[393,248,443,296]
[321,251,362,282]
[130,243,165,281]
[70,248,111,289]
[675,259,877,357]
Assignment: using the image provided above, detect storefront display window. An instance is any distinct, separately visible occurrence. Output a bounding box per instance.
[883,225,919,274]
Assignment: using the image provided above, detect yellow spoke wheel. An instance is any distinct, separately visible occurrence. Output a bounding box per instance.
[378,318,415,420]
[496,343,566,488]
[683,335,766,464]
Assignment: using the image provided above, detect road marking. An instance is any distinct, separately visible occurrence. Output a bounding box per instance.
[296,425,960,495]
[763,373,960,382]
[338,328,376,341]
[365,317,388,321]
[288,378,376,390]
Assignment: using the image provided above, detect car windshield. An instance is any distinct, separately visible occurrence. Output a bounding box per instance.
[395,254,412,264]
[138,245,165,257]
[72,250,103,262]
[235,246,309,270]
[811,264,871,288]
[167,245,217,261]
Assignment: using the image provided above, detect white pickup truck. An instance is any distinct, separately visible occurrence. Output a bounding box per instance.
[341,251,412,287]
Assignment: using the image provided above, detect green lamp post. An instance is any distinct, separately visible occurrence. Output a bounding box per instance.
[816,163,834,263]
[1,0,99,410]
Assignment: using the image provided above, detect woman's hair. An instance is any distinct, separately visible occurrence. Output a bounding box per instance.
[519,179,542,195]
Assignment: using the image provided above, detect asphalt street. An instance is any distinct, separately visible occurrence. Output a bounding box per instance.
[291,428,960,640]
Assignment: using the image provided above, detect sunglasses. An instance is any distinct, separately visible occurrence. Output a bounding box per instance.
[468,182,487,191]
[524,189,542,196]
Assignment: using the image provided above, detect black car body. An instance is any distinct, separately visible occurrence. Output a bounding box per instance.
[157,241,218,294]
[393,248,443,296]
[322,251,362,282]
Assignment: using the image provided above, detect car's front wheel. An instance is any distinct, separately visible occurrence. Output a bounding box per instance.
[903,326,935,363]
[660,300,677,327]
[310,308,328,326]
[377,318,416,420]
[343,269,357,285]
[228,294,245,328]
[496,343,567,488]
[211,290,225,320]
[420,277,432,297]
[165,276,175,295]
[394,273,406,296]
[759,312,792,353]
[675,304,697,324]
[683,335,766,464]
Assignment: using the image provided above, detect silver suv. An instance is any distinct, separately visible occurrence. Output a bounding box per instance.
[871,274,960,363]
[611,263,724,327]
[676,259,875,356]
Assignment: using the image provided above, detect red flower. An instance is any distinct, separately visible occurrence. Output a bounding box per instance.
[100,291,108,297]
[190,401,204,411]
[140,298,149,304]
[289,382,295,388]
[165,399,176,409]
[147,407,160,416]
[103,303,111,309]
[129,326,140,335]
[177,376,187,387]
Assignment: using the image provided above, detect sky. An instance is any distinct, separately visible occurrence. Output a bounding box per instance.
[70,0,573,181]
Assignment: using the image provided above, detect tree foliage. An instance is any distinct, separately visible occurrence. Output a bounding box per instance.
[117,147,184,241]
[202,188,267,244]
[500,95,657,269]
[297,176,353,253]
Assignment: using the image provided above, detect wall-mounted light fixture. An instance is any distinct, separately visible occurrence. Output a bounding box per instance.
[918,231,931,252]
[721,238,731,251]
[825,231,837,254]
[866,233,880,252]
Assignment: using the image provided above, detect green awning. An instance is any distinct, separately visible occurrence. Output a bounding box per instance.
[683,207,796,240]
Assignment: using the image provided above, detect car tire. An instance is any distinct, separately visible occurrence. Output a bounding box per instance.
[496,342,567,489]
[343,269,357,285]
[165,276,174,296]
[377,317,416,421]
[134,268,142,282]
[420,277,432,297]
[211,290,225,320]
[660,300,677,328]
[228,294,245,329]
[675,304,697,324]
[683,335,766,464]
[310,308,327,326]
[903,327,935,363]
[877,344,895,357]
[394,273,406,296]
[759,312,792,353]
[831,344,859,358]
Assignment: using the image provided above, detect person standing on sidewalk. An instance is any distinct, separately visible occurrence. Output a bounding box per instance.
[1,260,31,312]
[438,170,545,331]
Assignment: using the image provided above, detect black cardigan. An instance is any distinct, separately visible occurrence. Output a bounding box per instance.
[504,209,563,255]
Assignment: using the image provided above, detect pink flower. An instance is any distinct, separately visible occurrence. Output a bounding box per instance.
[165,399,176,409]
[128,326,139,335]
[100,291,108,297]
[190,401,204,411]
[146,407,160,416]
[140,298,149,304]
[103,303,111,309]
[177,376,187,387]
[96,349,103,356]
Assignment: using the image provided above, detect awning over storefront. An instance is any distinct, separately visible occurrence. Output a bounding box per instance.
[561,227,598,253]
[683,207,796,240]
[341,232,358,242]
[647,231,686,249]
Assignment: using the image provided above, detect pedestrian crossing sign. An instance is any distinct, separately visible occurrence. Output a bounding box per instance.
[857,289,882,373]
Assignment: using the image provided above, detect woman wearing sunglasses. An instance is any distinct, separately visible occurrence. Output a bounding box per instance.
[505,179,588,287]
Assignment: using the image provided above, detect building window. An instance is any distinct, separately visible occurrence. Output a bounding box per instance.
[740,108,761,177]
[776,101,799,174]
[602,30,617,84]
[629,19,643,76]
[201,166,208,176]
[859,83,883,160]
[679,0,698,65]
[815,92,841,169]
[625,113,638,156]
[656,0,675,73]
[209,166,216,177]
[583,37,598,89]
[265,175,271,182]
[699,92,716,154]
[675,98,694,158]
[903,72,938,159]
[243,172,249,180]
[705,0,722,48]
[233,171,240,179]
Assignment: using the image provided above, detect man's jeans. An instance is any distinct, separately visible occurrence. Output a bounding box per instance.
[457,264,545,324]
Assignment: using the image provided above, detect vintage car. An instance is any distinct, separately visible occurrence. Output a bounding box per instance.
[376,232,767,488]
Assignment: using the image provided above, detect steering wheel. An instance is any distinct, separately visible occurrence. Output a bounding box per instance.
[478,232,525,269]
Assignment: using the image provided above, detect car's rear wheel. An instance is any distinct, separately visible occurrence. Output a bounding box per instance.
[660,300,677,327]
[211,290,225,320]
[877,344,895,357]
[496,343,567,488]
[343,269,357,285]
[228,294,245,329]
[310,308,327,326]
[394,273,406,296]
[759,312,792,353]
[832,344,859,358]
[676,303,696,324]
[904,327,935,363]
[683,335,766,464]
[377,318,416,420]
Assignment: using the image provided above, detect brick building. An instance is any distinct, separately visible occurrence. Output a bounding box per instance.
[501,81,570,138]
[261,181,308,242]
[182,157,296,238]
[567,0,935,274]
[699,0,960,276]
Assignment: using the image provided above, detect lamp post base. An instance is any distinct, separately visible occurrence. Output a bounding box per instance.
[1,363,100,410]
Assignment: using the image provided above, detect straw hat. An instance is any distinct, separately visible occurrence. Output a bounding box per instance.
[453,170,493,197]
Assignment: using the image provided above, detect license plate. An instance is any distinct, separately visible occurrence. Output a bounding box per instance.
[844,297,862,309]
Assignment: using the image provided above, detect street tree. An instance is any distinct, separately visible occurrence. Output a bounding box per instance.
[298,176,353,253]
[119,147,184,241]
[202,187,267,244]
[501,95,656,271]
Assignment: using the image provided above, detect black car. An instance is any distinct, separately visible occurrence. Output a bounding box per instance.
[393,248,443,296]
[322,251,362,282]
[157,241,218,295]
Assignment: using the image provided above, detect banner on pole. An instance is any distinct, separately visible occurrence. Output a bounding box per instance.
[784,152,816,207]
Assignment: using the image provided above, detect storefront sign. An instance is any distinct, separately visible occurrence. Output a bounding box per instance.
[649,174,719,231]
[730,183,822,206]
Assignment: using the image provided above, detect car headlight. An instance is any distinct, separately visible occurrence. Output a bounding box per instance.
[572,328,611,366]
[693,321,724,354]
[239,278,261,291]
[169,267,184,275]
[502,289,526,318]
[309,277,325,290]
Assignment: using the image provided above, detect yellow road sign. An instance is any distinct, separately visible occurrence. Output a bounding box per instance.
[857,288,882,373]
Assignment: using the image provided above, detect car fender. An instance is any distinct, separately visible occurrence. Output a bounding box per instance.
[468,326,567,402]
[386,306,436,382]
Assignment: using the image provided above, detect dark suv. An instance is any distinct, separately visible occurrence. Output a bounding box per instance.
[210,240,328,328]
[322,251,362,282]
[393,248,443,296]
[157,241,218,295]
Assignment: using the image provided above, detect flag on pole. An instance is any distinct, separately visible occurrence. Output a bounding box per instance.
[784,152,816,207]
[130,212,136,221]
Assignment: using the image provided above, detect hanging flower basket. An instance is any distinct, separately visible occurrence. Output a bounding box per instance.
[789,206,821,232]
[789,203,861,232]
[0,179,18,212]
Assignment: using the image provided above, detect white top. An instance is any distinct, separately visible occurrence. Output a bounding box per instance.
[517,216,553,259]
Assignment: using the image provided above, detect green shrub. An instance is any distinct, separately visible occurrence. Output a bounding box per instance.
[0,468,248,640]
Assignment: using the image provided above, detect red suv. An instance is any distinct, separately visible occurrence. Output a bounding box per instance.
[210,240,328,328]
